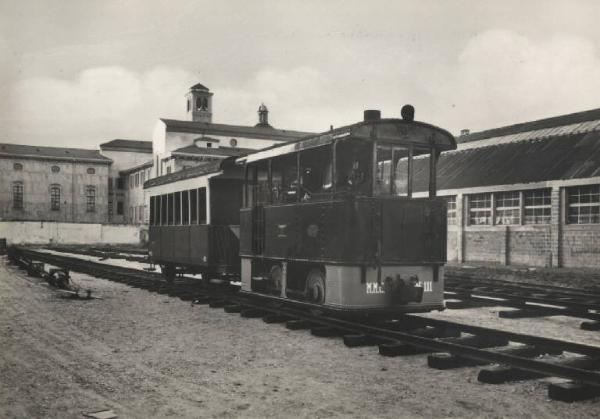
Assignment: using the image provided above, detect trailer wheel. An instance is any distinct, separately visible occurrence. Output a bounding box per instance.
[306,268,325,304]
[162,264,175,283]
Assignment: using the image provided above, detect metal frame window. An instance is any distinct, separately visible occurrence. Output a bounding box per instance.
[198,188,207,223]
[50,184,61,211]
[446,196,457,225]
[150,196,156,225]
[495,191,520,225]
[568,185,600,224]
[12,182,23,209]
[86,186,96,213]
[524,189,551,224]
[468,193,492,225]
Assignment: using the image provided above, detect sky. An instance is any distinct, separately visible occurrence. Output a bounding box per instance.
[1,0,600,148]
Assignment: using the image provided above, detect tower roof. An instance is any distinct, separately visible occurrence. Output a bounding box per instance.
[189,83,209,91]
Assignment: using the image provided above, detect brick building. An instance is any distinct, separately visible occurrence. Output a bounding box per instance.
[411,108,600,268]
[0,143,111,223]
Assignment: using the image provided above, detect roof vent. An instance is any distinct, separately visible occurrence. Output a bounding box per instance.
[364,110,381,122]
[460,129,470,135]
[401,105,415,122]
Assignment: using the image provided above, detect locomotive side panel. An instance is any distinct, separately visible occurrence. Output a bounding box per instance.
[261,200,373,262]
[325,265,444,311]
[380,198,447,263]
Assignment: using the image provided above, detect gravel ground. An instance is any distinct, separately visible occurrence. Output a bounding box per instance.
[2,256,600,418]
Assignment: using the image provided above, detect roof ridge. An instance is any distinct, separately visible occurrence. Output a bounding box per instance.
[459,107,600,143]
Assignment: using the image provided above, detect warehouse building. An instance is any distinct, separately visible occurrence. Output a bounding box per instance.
[0,143,111,223]
[411,108,600,268]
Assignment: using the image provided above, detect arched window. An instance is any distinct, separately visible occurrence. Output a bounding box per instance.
[51,165,60,173]
[202,97,208,110]
[187,99,190,112]
[86,186,96,213]
[196,97,202,110]
[87,167,95,175]
[12,182,23,209]
[50,184,61,211]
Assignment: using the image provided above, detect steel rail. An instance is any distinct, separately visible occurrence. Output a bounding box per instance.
[11,246,600,387]
[226,294,600,387]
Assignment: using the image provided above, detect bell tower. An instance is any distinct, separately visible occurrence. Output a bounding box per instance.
[255,103,271,127]
[185,83,213,123]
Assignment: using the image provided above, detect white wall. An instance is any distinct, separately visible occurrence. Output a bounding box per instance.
[0,221,141,245]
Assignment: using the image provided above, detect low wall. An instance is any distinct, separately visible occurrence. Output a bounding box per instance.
[461,225,553,267]
[562,224,600,268]
[0,221,141,245]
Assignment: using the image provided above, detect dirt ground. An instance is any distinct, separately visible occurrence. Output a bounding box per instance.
[2,257,600,418]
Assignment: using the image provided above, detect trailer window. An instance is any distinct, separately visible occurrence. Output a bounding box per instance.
[190,189,198,224]
[182,190,189,225]
[160,195,167,225]
[167,193,174,225]
[174,192,181,225]
[198,187,207,224]
[150,196,156,225]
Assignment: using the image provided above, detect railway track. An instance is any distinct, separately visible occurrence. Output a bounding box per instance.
[7,246,600,403]
[37,246,600,331]
[445,273,600,331]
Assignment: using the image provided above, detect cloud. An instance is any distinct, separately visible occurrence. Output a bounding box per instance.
[4,31,600,149]
[3,65,337,147]
[437,30,600,132]
[4,66,197,147]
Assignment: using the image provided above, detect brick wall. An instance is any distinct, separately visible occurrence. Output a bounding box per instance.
[507,226,551,266]
[464,228,505,264]
[561,225,600,268]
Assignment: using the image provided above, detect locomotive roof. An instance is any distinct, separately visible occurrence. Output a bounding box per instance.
[236,118,456,164]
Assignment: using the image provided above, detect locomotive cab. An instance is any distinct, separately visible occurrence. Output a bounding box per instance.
[237,107,456,315]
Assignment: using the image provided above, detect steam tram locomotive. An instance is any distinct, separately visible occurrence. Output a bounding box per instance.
[237,106,456,313]
[148,106,456,314]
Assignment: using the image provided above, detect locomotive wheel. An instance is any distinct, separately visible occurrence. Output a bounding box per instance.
[161,264,175,283]
[306,269,325,304]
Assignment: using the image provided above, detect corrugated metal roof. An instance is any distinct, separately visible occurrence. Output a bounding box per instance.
[458,107,600,143]
[160,119,313,141]
[457,119,600,151]
[0,143,112,163]
[412,131,600,192]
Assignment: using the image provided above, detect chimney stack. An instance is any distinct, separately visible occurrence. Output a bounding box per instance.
[364,110,381,122]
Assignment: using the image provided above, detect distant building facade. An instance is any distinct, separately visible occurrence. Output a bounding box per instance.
[0,143,111,223]
[99,139,153,224]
